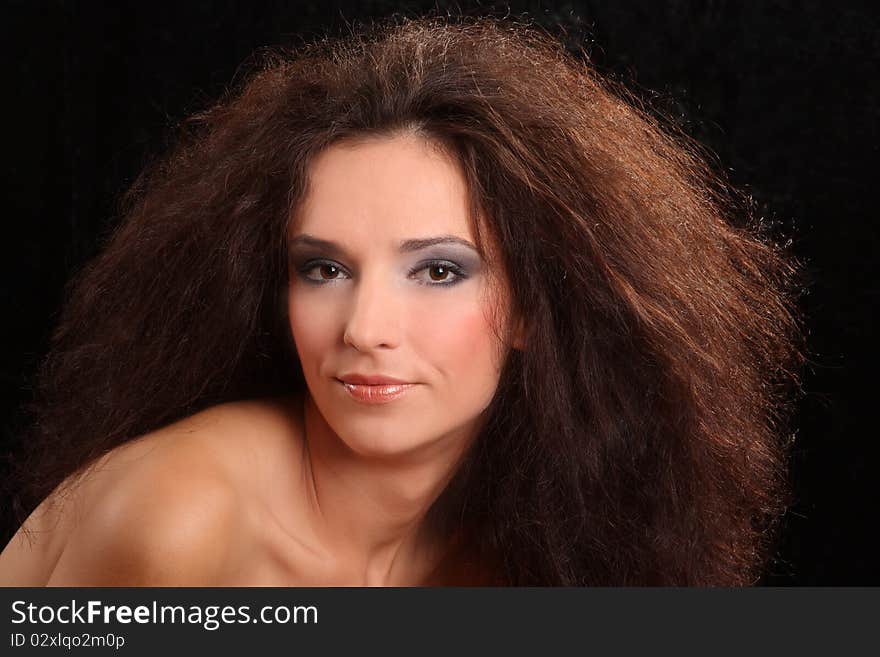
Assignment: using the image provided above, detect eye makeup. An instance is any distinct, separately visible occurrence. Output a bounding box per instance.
[288,234,484,288]
[407,259,469,286]
[292,255,473,287]
[296,259,351,284]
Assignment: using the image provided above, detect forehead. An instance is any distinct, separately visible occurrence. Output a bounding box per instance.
[292,134,477,242]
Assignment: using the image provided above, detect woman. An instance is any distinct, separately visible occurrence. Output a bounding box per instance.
[0,15,806,586]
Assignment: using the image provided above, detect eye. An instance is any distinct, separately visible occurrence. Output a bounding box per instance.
[428,263,451,282]
[410,260,467,286]
[316,264,342,280]
[298,260,349,284]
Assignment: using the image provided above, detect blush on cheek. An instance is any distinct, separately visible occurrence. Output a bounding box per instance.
[427,305,503,377]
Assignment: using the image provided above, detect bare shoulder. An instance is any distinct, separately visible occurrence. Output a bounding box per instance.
[0,394,306,586]
[44,450,244,586]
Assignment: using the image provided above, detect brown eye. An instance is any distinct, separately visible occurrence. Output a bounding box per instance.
[319,264,340,279]
[409,260,466,287]
[298,260,348,285]
[428,264,449,281]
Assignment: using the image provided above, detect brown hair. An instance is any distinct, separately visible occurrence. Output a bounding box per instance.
[7,15,806,585]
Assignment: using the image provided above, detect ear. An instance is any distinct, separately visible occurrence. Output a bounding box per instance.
[510,314,528,351]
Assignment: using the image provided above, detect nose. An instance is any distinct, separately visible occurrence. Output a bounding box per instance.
[342,274,401,351]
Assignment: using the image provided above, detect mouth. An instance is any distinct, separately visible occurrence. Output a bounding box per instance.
[335,378,416,404]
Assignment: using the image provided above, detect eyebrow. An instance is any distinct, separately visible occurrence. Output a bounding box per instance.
[289,233,480,257]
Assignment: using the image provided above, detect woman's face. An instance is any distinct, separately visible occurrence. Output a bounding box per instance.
[287,133,514,459]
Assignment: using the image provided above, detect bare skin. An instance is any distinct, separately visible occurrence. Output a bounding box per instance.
[0,394,462,586]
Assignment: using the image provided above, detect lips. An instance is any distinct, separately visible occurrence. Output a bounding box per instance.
[335,374,415,404]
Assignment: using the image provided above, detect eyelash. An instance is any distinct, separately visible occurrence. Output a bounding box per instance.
[296,259,468,287]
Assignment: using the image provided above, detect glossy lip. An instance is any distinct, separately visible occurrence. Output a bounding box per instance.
[336,379,416,404]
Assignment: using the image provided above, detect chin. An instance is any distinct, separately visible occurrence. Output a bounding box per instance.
[329,414,451,461]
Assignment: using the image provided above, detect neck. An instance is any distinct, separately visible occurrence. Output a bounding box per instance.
[299,393,473,586]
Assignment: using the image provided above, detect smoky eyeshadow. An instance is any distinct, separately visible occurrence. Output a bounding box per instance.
[413,248,483,274]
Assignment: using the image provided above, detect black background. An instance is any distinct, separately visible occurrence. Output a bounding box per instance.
[3,0,877,584]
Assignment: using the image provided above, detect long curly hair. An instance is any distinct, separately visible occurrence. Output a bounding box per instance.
[5,15,806,585]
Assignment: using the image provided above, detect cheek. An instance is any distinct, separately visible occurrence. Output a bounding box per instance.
[287,291,335,367]
[416,299,503,382]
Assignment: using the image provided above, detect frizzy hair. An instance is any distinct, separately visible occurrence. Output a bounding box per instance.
[7,15,806,585]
